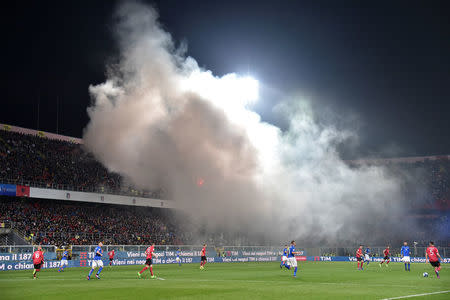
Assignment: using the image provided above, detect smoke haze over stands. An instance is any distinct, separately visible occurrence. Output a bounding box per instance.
[0,128,448,246]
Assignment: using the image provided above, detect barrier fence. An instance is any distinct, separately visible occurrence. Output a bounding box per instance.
[0,245,448,271]
[1,245,447,257]
[319,246,448,258]
[0,178,162,199]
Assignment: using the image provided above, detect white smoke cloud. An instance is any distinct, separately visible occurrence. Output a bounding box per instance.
[84,2,407,245]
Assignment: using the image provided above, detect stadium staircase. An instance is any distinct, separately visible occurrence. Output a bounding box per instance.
[0,222,30,245]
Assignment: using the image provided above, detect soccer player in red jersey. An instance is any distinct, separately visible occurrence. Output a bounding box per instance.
[379,246,390,267]
[356,245,364,270]
[200,244,207,270]
[138,243,157,279]
[108,249,115,266]
[425,241,442,279]
[32,245,44,279]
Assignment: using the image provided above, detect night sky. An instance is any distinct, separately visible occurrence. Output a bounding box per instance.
[1,0,449,158]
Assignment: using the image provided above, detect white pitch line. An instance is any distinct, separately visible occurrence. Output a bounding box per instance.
[0,277,420,289]
[381,290,450,300]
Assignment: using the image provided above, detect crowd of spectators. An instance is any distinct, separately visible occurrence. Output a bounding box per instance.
[1,129,448,208]
[0,129,161,198]
[393,159,450,211]
[380,159,449,245]
[351,157,450,212]
[425,159,450,210]
[0,197,183,246]
[0,128,449,247]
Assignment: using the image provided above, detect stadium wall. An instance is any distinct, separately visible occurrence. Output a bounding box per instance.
[0,184,174,209]
[29,187,174,208]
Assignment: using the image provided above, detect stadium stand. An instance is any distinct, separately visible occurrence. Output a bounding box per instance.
[0,125,449,246]
[349,156,450,211]
[0,197,182,246]
[349,156,450,247]
[0,128,161,198]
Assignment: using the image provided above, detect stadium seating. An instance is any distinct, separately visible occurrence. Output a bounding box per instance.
[1,129,448,208]
[0,197,182,246]
[0,129,161,198]
[0,129,448,246]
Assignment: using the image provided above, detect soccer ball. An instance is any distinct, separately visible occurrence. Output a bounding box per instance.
[423,272,428,277]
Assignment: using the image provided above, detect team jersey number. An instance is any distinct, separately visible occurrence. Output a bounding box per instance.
[34,253,40,259]
[428,249,434,255]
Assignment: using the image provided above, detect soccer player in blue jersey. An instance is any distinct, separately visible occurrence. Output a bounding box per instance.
[364,246,371,266]
[401,241,411,271]
[285,241,301,277]
[58,247,69,272]
[87,242,104,280]
[280,244,288,269]
[176,248,182,266]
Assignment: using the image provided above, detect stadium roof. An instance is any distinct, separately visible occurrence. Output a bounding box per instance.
[1,123,82,144]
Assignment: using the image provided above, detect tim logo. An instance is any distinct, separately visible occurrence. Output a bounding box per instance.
[79,252,87,266]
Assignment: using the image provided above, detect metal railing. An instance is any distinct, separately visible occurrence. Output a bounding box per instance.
[0,245,56,254]
[1,244,448,259]
[70,245,283,253]
[319,246,448,259]
[0,221,32,246]
[0,177,163,199]
[22,231,174,245]
[0,245,281,255]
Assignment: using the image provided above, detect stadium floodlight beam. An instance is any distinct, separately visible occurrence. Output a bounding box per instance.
[183,72,259,109]
[237,76,259,104]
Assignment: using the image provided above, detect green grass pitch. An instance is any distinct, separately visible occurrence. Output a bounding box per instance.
[0,261,449,299]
